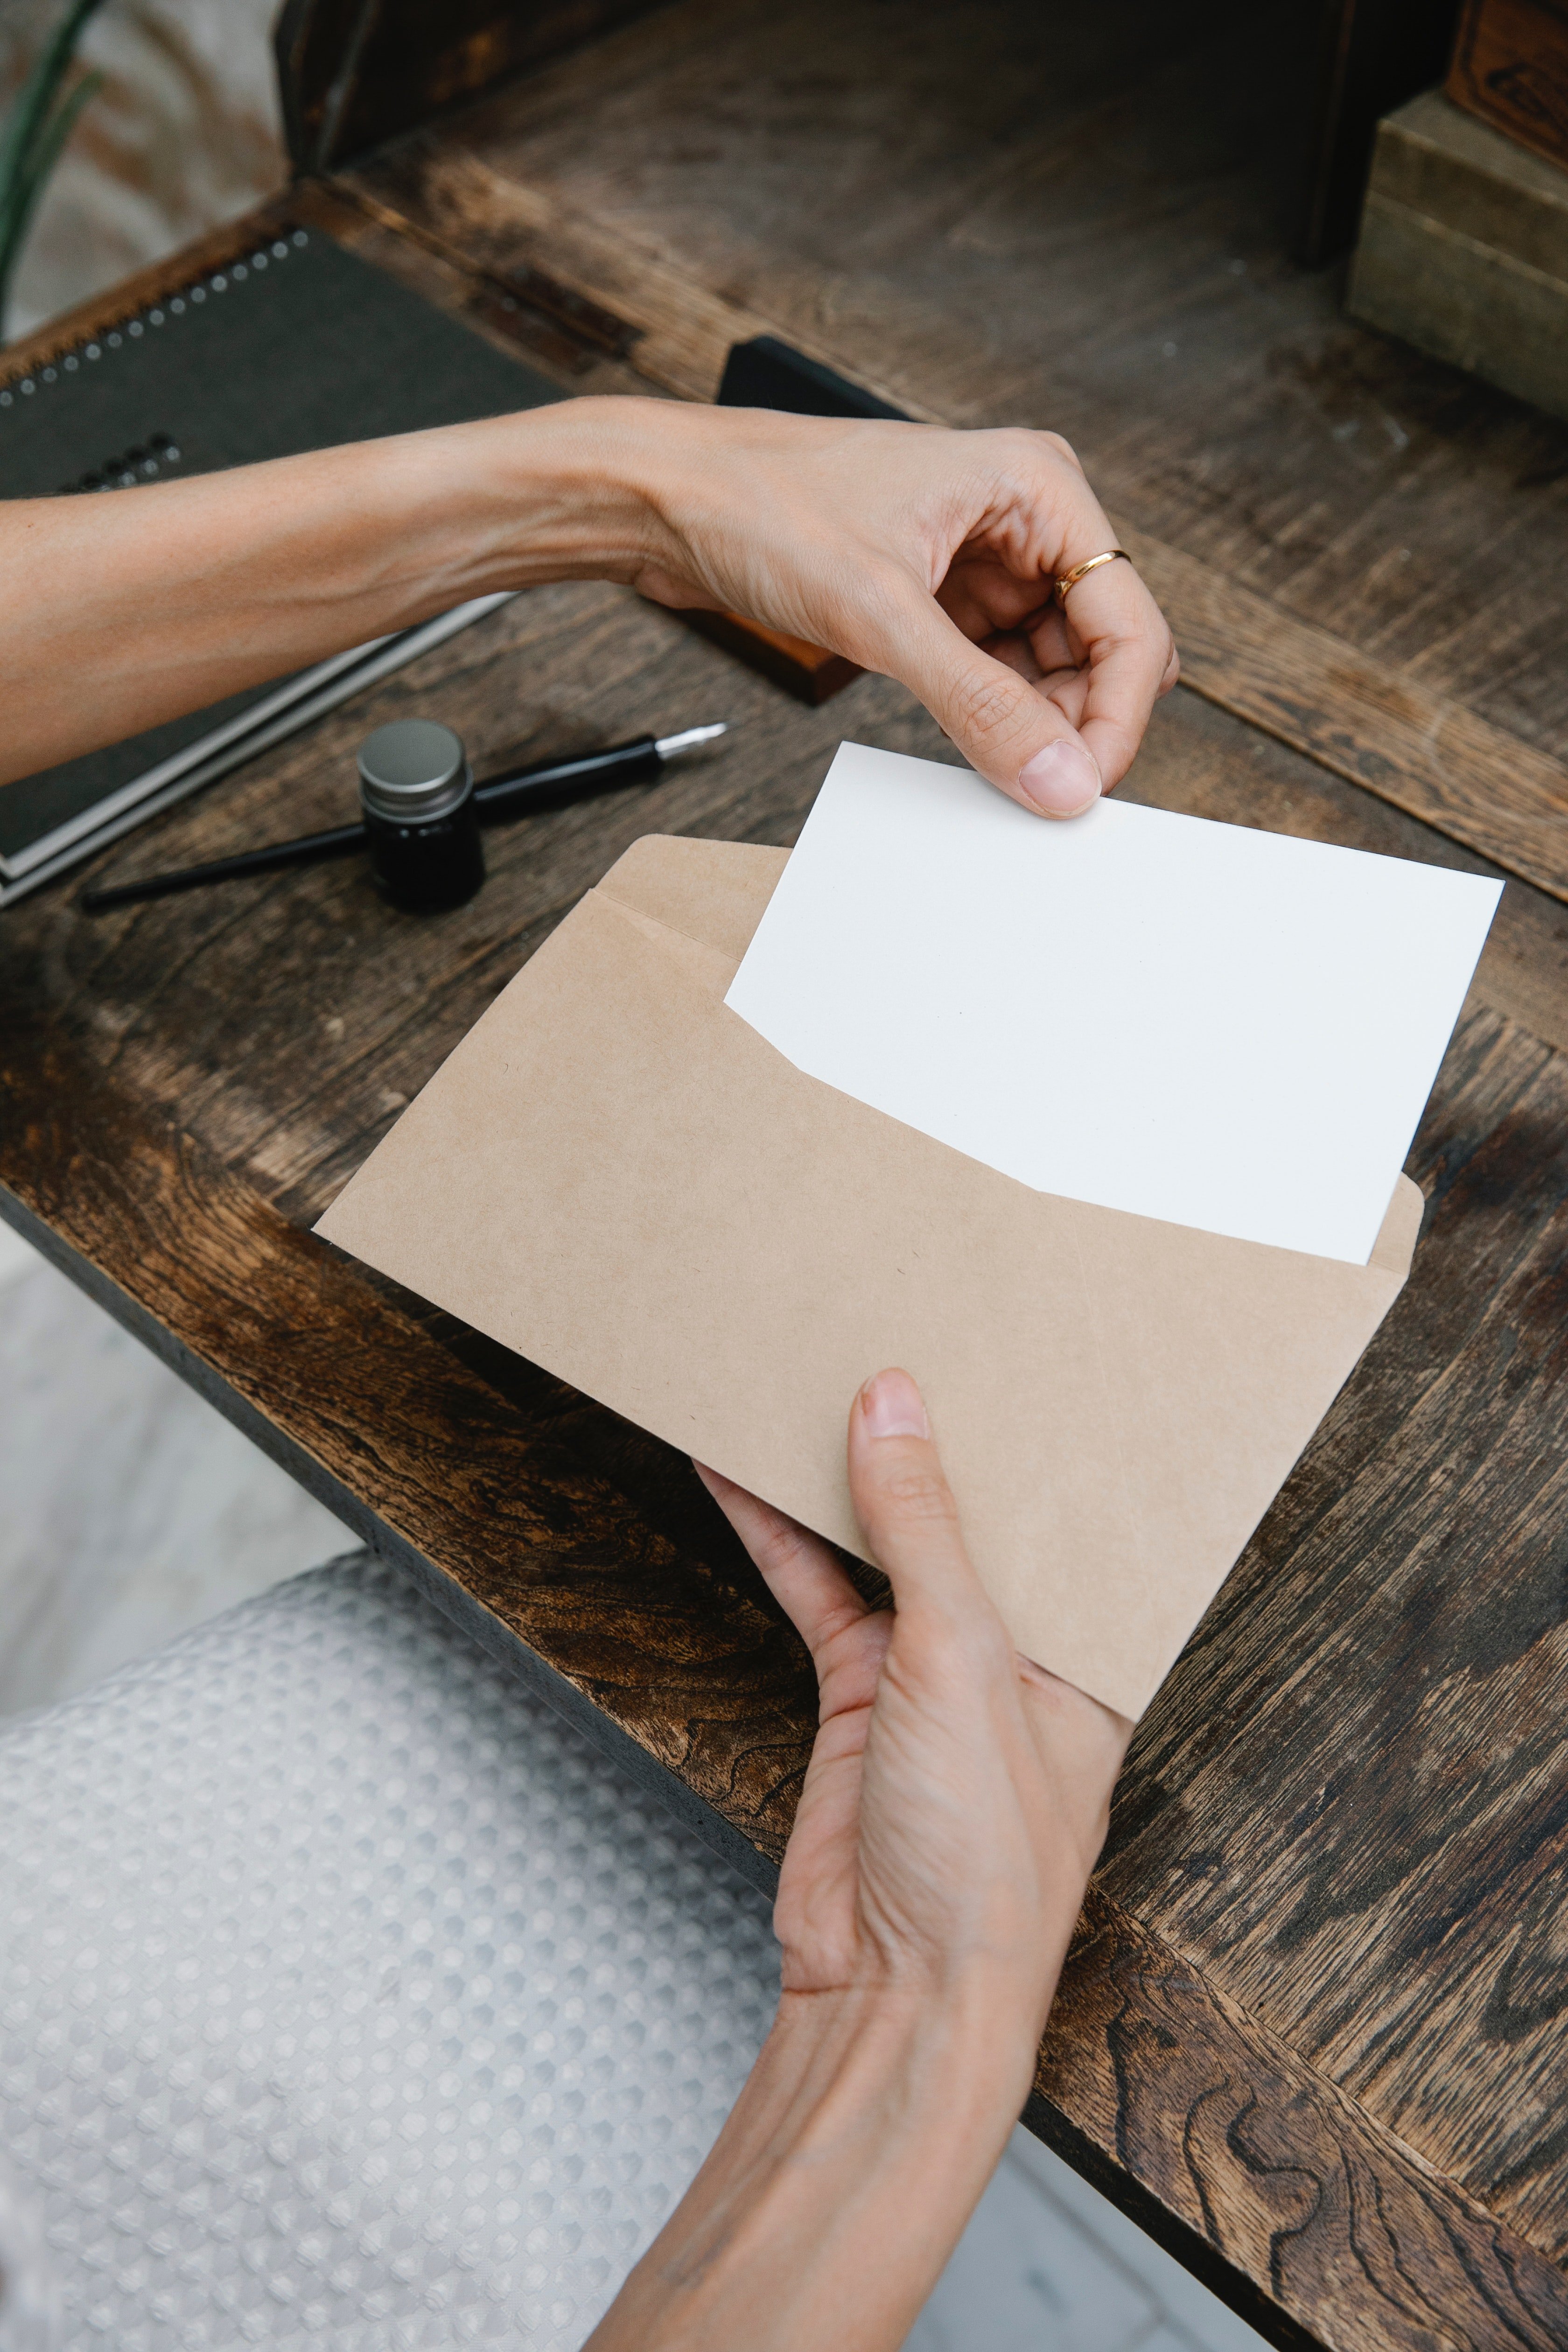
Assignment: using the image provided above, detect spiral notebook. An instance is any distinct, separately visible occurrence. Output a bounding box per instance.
[0,226,560,906]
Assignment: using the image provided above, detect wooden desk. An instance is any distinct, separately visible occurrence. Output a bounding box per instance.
[6,9,1568,2347]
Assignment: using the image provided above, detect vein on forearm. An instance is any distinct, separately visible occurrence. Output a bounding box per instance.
[0,401,658,786]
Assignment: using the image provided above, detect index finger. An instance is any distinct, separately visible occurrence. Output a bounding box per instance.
[693,1461,871,1663]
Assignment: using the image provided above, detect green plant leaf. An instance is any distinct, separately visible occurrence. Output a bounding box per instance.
[0,0,107,203]
[0,67,104,292]
[0,0,111,336]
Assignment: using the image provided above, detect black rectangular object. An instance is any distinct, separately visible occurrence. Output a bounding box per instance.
[716,335,909,423]
[0,227,560,866]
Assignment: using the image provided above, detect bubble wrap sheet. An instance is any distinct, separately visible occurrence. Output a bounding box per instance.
[0,1554,780,2350]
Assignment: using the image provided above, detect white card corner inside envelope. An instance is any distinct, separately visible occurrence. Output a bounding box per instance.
[725,742,1501,1265]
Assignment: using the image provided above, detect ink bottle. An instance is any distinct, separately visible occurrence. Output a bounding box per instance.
[357,719,486,913]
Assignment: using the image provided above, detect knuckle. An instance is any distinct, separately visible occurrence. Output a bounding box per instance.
[996,424,1049,465]
[948,662,1025,748]
[761,1514,818,1573]
[836,562,922,668]
[978,425,1084,489]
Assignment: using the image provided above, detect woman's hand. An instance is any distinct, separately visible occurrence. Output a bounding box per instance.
[0,396,1176,806]
[586,1369,1129,2352]
[701,1364,1129,2031]
[621,401,1180,816]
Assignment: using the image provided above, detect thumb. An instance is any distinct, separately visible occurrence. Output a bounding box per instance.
[872,590,1103,819]
[847,1368,990,1630]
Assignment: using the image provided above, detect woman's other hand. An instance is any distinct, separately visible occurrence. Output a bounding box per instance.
[588,1371,1128,2351]
[623,402,1180,817]
[700,1365,1129,2046]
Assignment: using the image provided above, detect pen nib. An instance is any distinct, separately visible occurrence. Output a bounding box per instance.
[654,722,729,761]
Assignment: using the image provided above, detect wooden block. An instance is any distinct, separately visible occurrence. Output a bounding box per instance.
[1363,84,1568,271]
[1448,0,1568,172]
[676,608,861,704]
[1348,90,1568,423]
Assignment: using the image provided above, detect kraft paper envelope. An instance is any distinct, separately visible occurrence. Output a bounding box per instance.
[317,833,1422,1720]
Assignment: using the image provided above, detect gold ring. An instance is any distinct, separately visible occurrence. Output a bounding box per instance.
[1054,549,1131,607]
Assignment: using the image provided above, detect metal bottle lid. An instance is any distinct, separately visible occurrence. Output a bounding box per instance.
[357,720,470,823]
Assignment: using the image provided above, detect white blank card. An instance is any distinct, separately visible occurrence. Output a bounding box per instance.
[726,743,1501,1263]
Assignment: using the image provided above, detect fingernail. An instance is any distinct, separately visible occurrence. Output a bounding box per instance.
[860,1368,930,1439]
[1017,736,1102,817]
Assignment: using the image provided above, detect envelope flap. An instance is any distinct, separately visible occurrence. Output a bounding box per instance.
[595,837,1425,1286]
[596,835,788,965]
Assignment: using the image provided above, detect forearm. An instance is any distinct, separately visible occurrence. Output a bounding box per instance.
[586,1975,1046,2352]
[0,397,659,785]
[1,392,1176,805]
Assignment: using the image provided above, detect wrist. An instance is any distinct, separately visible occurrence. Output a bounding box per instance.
[588,1974,1039,2352]
[455,396,686,595]
[771,1971,1041,2154]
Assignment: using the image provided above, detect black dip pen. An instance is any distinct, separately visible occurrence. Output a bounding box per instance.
[79,724,728,913]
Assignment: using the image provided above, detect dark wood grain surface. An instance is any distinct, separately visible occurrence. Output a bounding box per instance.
[339,0,1568,901]
[8,568,1568,2349]
[6,12,1568,2345]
